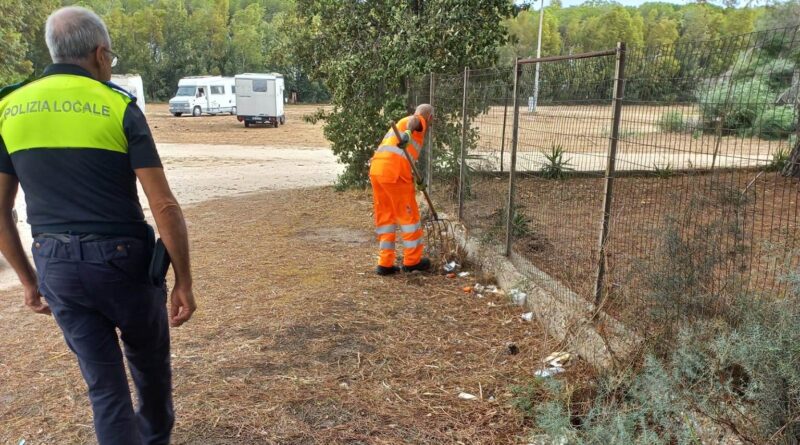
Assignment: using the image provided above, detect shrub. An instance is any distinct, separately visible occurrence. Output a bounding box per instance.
[516,191,800,444]
[657,110,687,133]
[766,147,790,172]
[696,78,773,133]
[540,145,574,180]
[750,105,796,140]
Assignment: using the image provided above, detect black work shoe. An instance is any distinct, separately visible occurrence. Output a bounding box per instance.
[376,265,400,276]
[402,258,431,273]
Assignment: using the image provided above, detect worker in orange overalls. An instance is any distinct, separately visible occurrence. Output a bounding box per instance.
[369,104,434,275]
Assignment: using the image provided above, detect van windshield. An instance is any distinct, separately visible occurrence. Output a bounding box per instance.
[175,86,195,97]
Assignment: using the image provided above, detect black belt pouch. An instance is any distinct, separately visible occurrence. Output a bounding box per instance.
[146,225,171,287]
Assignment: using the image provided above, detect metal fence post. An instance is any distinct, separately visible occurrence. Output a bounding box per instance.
[499,86,509,173]
[505,61,523,257]
[457,67,469,221]
[594,42,627,307]
[427,72,435,191]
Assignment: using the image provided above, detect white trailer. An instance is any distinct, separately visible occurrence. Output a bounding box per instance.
[234,73,285,128]
[110,74,146,113]
[168,76,236,117]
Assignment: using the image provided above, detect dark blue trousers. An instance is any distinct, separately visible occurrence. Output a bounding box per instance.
[32,234,173,445]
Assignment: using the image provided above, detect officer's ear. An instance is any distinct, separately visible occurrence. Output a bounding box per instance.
[92,46,105,66]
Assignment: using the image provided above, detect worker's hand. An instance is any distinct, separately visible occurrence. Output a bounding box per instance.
[24,283,51,316]
[398,131,410,149]
[169,283,196,327]
[416,182,427,192]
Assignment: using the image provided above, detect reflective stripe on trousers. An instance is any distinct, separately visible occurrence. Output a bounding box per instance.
[370,175,424,268]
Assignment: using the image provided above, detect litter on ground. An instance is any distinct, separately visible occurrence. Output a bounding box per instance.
[443,261,459,273]
[510,289,527,306]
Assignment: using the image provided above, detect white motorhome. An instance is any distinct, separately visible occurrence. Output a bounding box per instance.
[234,73,285,127]
[110,74,146,113]
[168,76,236,117]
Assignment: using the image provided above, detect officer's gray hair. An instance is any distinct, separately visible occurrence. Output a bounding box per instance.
[45,6,111,63]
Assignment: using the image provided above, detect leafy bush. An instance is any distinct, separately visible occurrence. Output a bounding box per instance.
[653,162,674,178]
[732,55,796,91]
[540,146,574,180]
[696,79,773,134]
[750,106,796,140]
[657,110,687,133]
[766,147,790,172]
[529,293,800,444]
[515,189,800,444]
[481,204,535,244]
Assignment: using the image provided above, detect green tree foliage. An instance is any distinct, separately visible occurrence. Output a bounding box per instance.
[0,0,782,107]
[291,0,512,189]
[579,6,645,50]
[757,0,800,31]
[229,3,267,74]
[0,0,57,85]
[499,8,562,65]
[643,9,679,47]
[0,0,326,103]
[0,0,33,85]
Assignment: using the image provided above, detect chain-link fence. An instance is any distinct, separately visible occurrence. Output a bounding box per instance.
[409,26,800,345]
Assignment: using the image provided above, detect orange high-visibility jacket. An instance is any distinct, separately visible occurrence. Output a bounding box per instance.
[369,114,428,183]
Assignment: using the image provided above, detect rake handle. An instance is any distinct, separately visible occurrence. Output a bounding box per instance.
[389,121,439,221]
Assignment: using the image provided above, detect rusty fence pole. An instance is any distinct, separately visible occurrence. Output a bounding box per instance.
[505,60,523,257]
[427,72,435,192]
[457,67,469,221]
[594,42,627,307]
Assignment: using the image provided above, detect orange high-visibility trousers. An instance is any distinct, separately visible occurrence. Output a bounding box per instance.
[370,176,424,268]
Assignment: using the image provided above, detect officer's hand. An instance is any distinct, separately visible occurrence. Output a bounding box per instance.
[24,284,51,316]
[169,284,196,327]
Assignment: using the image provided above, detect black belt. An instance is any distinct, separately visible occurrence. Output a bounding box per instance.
[37,233,117,242]
[31,222,152,240]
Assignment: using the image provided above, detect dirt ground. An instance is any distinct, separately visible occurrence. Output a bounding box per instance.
[6,97,789,442]
[461,170,800,324]
[147,103,331,148]
[470,105,784,164]
[0,187,587,444]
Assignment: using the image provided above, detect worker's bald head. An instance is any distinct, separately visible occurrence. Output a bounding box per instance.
[415,104,434,121]
[46,6,111,64]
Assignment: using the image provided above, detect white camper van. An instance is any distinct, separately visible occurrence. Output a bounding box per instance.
[234,73,285,127]
[168,76,236,117]
[110,74,145,113]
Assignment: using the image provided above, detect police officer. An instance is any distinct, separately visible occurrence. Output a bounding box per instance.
[0,6,195,445]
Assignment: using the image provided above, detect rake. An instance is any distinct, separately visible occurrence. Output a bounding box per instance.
[389,121,459,266]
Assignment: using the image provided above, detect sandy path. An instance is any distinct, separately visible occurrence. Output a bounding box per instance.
[0,143,342,289]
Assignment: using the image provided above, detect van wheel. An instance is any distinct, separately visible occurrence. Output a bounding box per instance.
[231,107,237,116]
[172,112,182,117]
[192,106,202,117]
[244,121,250,128]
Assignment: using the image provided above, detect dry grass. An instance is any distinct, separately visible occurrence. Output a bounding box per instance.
[0,187,581,444]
